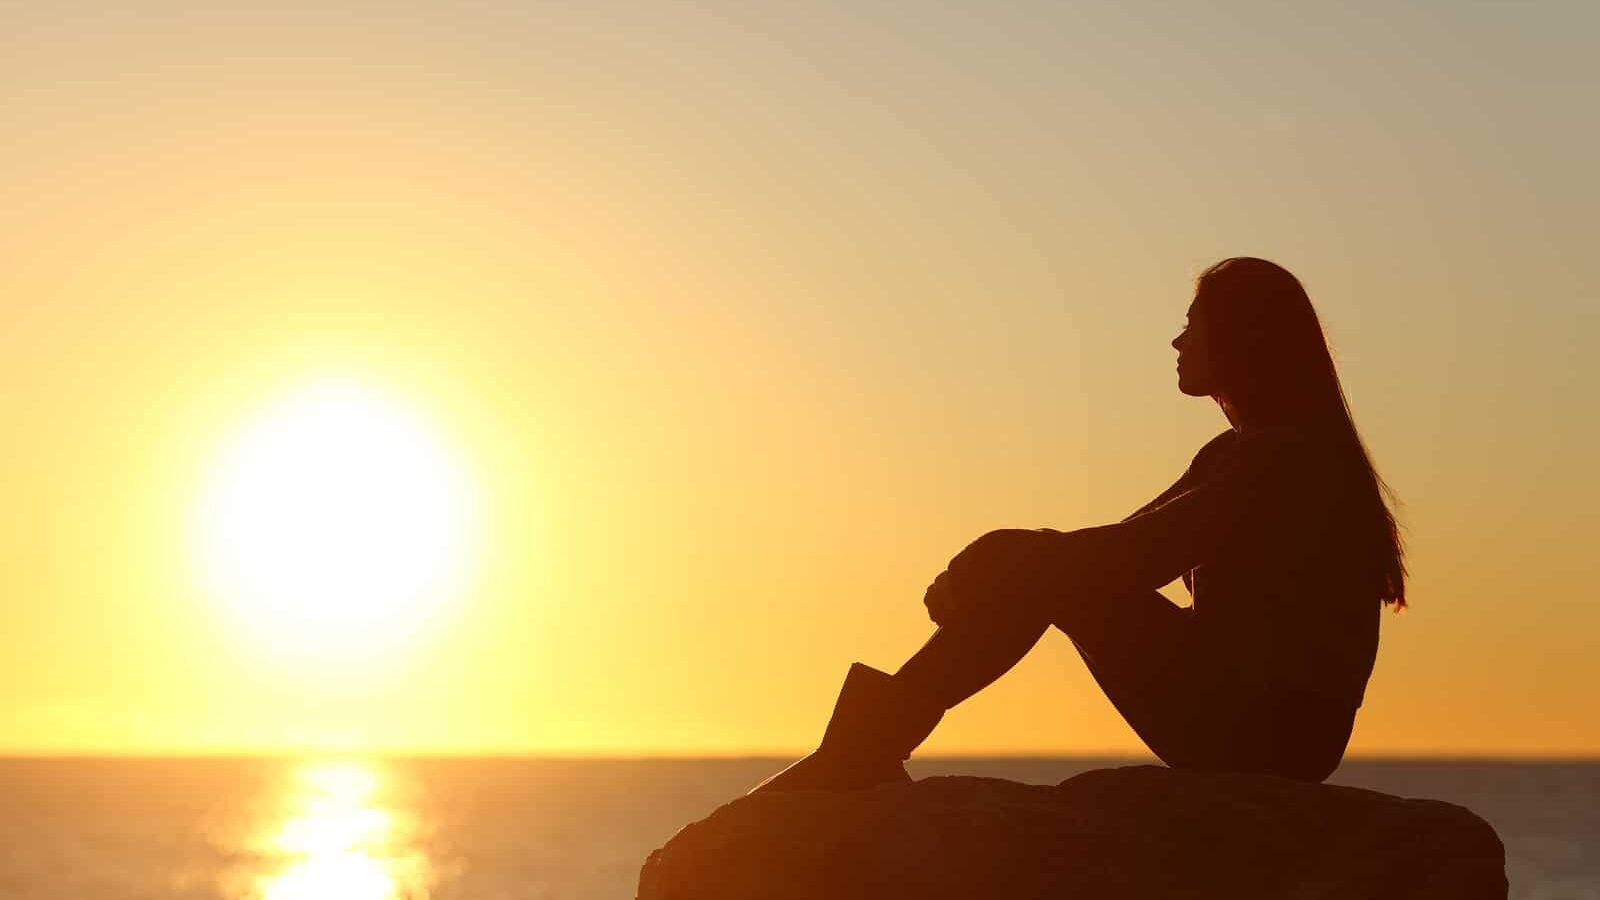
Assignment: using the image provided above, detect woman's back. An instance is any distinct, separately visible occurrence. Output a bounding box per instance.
[1186,424,1382,711]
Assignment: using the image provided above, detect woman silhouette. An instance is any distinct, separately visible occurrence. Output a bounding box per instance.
[753,257,1405,792]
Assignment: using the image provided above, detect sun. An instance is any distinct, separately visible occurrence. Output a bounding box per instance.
[195,380,478,659]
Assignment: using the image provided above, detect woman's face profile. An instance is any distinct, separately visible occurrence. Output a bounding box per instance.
[1172,300,1216,398]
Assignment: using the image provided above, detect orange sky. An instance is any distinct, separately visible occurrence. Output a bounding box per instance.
[4,1,1598,756]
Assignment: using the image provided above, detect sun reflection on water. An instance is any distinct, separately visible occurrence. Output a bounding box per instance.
[257,762,429,900]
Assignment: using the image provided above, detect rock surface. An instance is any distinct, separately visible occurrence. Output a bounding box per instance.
[637,765,1506,899]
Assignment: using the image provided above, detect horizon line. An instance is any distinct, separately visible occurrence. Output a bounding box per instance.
[3,750,1598,763]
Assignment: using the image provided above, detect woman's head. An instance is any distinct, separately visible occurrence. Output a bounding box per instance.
[1180,257,1341,425]
[1176,257,1408,608]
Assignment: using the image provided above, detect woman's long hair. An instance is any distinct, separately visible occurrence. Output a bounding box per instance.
[1195,257,1407,609]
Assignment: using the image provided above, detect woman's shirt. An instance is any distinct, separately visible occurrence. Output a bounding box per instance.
[1146,426,1383,710]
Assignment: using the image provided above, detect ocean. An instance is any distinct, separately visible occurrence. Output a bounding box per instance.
[0,757,1594,899]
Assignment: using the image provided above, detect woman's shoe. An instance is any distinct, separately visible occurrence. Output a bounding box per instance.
[747,663,944,795]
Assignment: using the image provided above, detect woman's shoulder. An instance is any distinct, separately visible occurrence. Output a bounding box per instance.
[1188,422,1348,492]
[1189,428,1243,473]
[1218,422,1355,497]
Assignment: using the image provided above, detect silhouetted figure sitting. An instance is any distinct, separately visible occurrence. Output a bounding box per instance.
[751,257,1406,793]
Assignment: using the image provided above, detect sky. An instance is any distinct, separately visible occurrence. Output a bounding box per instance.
[3,0,1597,756]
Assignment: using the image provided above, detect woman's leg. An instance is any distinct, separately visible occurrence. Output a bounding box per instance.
[1065,592,1357,781]
[891,581,1213,767]
[1062,589,1218,771]
[889,578,1356,782]
[751,575,1210,794]
[891,590,1054,711]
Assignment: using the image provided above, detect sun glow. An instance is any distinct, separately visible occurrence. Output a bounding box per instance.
[196,380,477,659]
[258,762,429,900]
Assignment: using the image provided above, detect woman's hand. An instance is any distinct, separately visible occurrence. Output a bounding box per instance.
[923,528,1064,625]
[923,569,961,626]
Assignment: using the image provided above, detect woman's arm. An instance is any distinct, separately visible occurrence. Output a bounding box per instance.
[1121,473,1192,524]
[1115,430,1238,594]
[1051,483,1243,593]
[1122,429,1238,523]
[930,429,1292,620]
[938,486,1235,609]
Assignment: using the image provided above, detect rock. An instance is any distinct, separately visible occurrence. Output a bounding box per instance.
[636,765,1506,899]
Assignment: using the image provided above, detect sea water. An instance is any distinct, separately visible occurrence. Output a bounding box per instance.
[0,757,1594,899]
